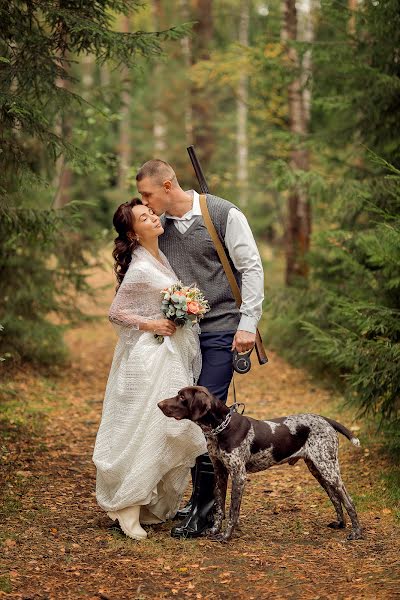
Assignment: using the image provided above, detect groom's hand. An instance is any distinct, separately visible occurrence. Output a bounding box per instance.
[232,330,256,354]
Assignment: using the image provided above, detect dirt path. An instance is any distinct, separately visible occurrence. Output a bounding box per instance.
[1,262,399,600]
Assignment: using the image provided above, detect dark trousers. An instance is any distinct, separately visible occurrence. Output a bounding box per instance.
[197,331,235,403]
[171,331,236,534]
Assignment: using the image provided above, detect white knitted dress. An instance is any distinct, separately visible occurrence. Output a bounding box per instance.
[92,246,207,524]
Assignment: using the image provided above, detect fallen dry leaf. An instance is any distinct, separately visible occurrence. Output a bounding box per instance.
[0,255,398,600]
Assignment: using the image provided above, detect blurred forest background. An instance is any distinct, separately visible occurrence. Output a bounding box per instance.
[1,0,399,450]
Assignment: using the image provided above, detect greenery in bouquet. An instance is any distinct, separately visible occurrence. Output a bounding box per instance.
[154,282,210,343]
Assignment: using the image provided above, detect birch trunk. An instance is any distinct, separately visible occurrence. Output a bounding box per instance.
[237,0,249,207]
[152,0,167,155]
[348,0,357,35]
[117,16,132,191]
[82,53,94,101]
[180,0,193,146]
[299,0,313,127]
[100,64,110,91]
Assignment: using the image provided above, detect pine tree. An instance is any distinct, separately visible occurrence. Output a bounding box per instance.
[267,0,400,425]
[0,0,189,366]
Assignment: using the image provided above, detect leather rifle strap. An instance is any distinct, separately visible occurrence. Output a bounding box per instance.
[199,194,268,365]
[199,194,242,308]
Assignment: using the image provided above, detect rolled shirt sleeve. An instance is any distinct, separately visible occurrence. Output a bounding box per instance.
[224,209,264,334]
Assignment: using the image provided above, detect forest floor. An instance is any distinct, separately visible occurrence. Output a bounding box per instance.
[1,257,399,600]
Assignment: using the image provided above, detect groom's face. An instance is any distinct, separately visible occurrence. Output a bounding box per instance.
[137,176,169,216]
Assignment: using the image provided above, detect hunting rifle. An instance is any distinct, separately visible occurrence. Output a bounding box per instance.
[187,145,268,366]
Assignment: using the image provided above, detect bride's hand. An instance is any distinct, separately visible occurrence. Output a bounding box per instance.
[145,319,176,336]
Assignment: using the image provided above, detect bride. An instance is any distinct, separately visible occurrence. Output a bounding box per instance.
[92,198,207,540]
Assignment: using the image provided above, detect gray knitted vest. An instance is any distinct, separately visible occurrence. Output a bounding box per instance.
[159,194,241,332]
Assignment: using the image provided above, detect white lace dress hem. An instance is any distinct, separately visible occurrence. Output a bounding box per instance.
[92,246,207,523]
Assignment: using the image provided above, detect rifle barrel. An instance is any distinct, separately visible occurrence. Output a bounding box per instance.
[187,146,209,194]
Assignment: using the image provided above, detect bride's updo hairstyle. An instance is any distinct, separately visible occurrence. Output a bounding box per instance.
[112,197,143,289]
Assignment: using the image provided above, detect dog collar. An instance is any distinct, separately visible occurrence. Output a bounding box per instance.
[205,402,245,437]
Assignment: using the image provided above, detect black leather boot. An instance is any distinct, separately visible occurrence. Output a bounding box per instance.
[173,467,196,520]
[171,453,215,539]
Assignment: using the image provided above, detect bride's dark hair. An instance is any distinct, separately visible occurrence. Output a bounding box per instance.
[112,197,143,289]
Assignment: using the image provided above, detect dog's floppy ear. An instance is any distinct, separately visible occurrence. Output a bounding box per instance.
[189,388,212,421]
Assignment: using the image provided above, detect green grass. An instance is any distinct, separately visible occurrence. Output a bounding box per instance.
[0,370,73,449]
[0,495,23,519]
[0,575,12,593]
[0,375,54,526]
[381,467,400,521]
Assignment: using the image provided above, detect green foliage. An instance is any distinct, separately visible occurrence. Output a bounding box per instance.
[265,0,400,428]
[0,1,188,366]
[268,157,400,424]
[312,0,400,165]
[1,0,398,441]
[0,203,99,366]
[0,0,189,197]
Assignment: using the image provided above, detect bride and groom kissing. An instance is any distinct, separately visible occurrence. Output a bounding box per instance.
[92,159,264,540]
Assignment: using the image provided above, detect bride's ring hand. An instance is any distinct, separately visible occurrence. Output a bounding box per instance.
[151,319,176,337]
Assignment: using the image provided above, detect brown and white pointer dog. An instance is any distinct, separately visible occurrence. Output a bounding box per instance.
[158,386,363,542]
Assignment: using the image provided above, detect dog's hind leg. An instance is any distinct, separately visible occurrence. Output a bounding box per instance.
[304,458,345,529]
[335,482,363,540]
[307,456,363,540]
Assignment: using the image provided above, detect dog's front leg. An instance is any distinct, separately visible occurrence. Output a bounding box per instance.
[212,464,247,542]
[207,460,228,536]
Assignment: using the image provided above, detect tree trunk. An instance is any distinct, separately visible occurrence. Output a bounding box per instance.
[100,64,110,92]
[152,0,167,155]
[237,0,249,207]
[81,53,94,100]
[299,0,313,127]
[180,0,193,147]
[191,0,214,171]
[117,16,132,191]
[282,0,311,285]
[348,0,357,35]
[53,51,72,209]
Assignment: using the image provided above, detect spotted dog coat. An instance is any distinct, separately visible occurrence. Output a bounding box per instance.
[158,386,363,542]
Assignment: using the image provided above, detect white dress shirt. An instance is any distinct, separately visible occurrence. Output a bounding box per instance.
[164,190,264,334]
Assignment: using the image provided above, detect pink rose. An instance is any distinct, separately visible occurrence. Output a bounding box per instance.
[187,301,200,315]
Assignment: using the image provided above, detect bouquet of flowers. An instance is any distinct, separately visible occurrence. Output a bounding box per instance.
[155,282,210,345]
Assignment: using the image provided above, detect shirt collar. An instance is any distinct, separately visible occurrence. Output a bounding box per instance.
[164,190,202,220]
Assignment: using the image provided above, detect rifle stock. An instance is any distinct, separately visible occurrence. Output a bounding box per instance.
[187,145,268,366]
[255,330,268,365]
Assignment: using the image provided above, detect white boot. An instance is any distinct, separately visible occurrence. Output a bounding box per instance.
[107,506,147,540]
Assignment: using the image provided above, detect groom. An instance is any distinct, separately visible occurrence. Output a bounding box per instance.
[136,159,264,538]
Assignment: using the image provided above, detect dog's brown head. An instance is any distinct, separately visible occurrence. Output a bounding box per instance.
[158,386,212,422]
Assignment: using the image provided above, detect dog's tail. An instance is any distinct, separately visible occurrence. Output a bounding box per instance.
[323,417,361,447]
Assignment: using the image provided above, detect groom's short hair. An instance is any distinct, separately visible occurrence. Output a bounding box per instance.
[136,159,178,187]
